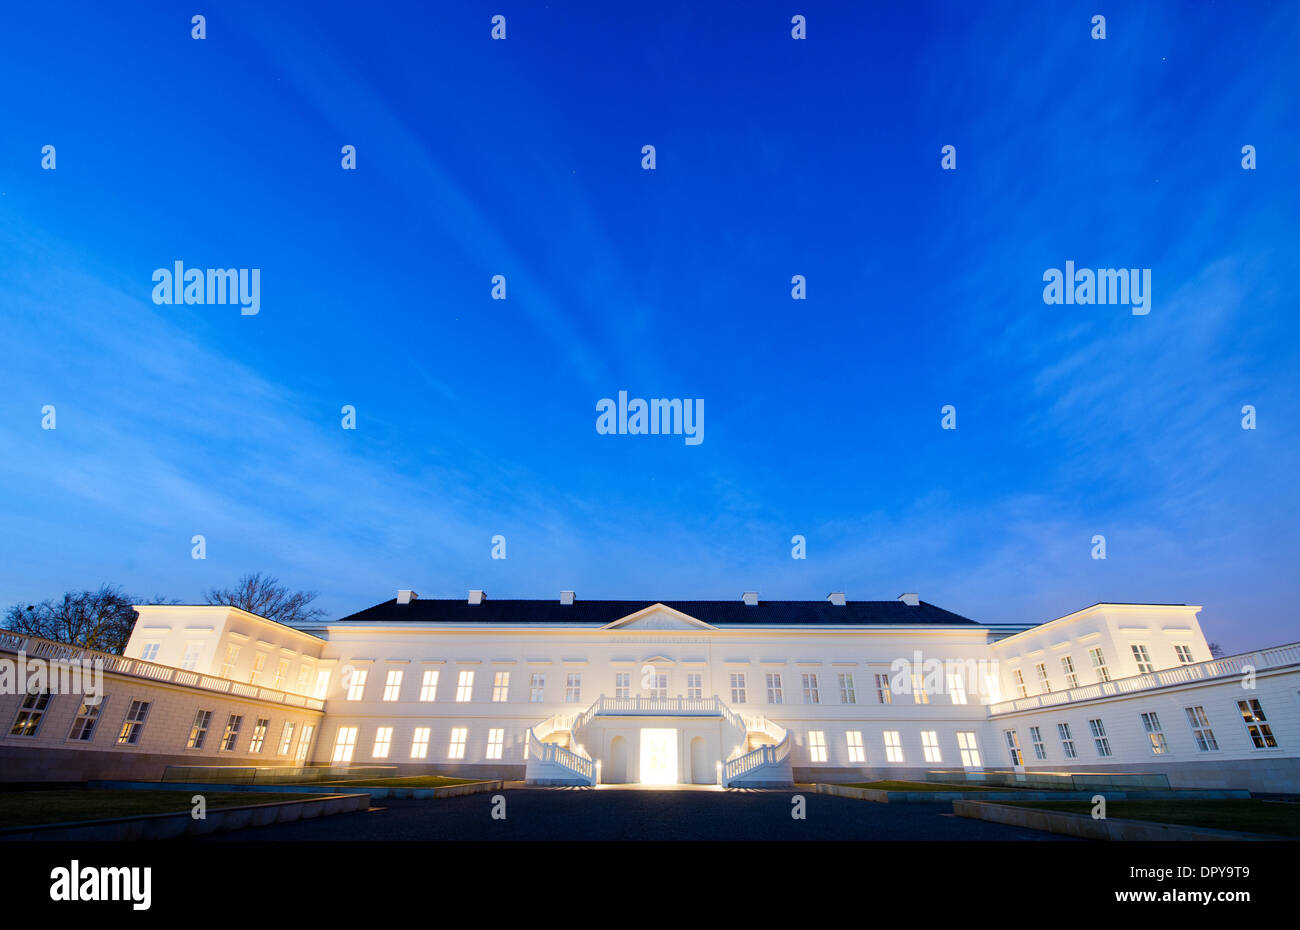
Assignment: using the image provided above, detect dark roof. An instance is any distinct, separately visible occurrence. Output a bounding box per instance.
[332,598,980,626]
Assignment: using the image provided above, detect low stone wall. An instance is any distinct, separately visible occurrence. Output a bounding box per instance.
[952,800,1290,841]
[814,783,1251,803]
[0,792,369,842]
[91,779,503,800]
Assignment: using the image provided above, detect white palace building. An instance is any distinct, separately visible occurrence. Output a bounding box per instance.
[1,591,1298,792]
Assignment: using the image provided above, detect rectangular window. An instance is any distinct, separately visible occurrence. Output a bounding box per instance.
[346,669,368,701]
[1029,726,1047,760]
[874,673,892,704]
[296,665,311,693]
[1237,699,1278,749]
[117,700,150,745]
[1089,647,1110,683]
[448,727,468,760]
[278,721,296,755]
[648,673,668,700]
[1013,669,1027,698]
[802,673,820,705]
[456,670,475,703]
[615,672,631,700]
[332,726,358,763]
[1185,705,1219,751]
[911,672,929,705]
[9,691,52,737]
[947,673,967,705]
[1034,662,1052,693]
[530,673,545,703]
[420,669,439,702]
[1060,655,1079,689]
[807,730,827,762]
[297,724,315,763]
[838,672,856,704]
[493,671,511,702]
[1140,711,1168,753]
[382,670,403,702]
[221,714,243,752]
[1174,644,1194,664]
[1131,644,1154,674]
[1004,729,1023,766]
[220,645,240,679]
[249,717,269,753]
[68,700,104,742]
[140,642,161,662]
[1089,718,1112,757]
[846,731,865,763]
[882,730,904,763]
[486,728,505,760]
[250,652,267,684]
[182,642,203,671]
[956,731,981,767]
[273,658,290,690]
[313,669,330,699]
[921,730,942,763]
[372,726,393,758]
[765,672,783,704]
[411,727,430,759]
[686,673,703,700]
[1057,722,1077,759]
[730,673,747,704]
[565,672,582,703]
[983,672,1002,704]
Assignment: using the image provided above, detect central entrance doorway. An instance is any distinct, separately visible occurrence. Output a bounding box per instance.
[639,728,678,785]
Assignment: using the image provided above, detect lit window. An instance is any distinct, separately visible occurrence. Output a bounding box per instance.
[1174,644,1194,664]
[420,670,439,701]
[184,710,211,749]
[730,673,747,704]
[383,670,403,702]
[1029,726,1047,760]
[1013,669,1027,698]
[68,700,104,742]
[874,673,892,704]
[411,727,430,759]
[220,714,243,752]
[1057,722,1077,758]
[9,691,51,737]
[947,673,967,705]
[530,673,545,703]
[486,728,504,760]
[490,671,510,702]
[456,670,475,703]
[616,672,631,700]
[565,672,582,703]
[250,653,267,684]
[448,727,468,759]
[839,672,856,704]
[296,665,311,693]
[1089,718,1112,757]
[1060,655,1079,689]
[648,673,667,700]
[911,673,929,705]
[921,730,942,763]
[140,642,161,662]
[313,669,330,699]
[1089,647,1110,683]
[182,642,203,671]
[1131,644,1154,674]
[372,727,393,758]
[982,672,1002,704]
[273,658,289,690]
[1237,700,1278,749]
[956,731,981,767]
[346,669,368,701]
[1185,706,1218,751]
[1140,712,1167,753]
[1034,662,1051,693]
[765,672,783,704]
[248,717,269,753]
[117,700,150,745]
[332,726,358,763]
[297,724,316,763]
[807,730,827,762]
[220,645,240,679]
[686,673,703,700]
[278,722,296,755]
[802,673,820,705]
[883,730,904,763]
[1004,729,1023,766]
[846,731,865,763]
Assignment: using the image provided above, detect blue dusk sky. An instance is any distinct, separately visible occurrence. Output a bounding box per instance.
[1,1,1297,652]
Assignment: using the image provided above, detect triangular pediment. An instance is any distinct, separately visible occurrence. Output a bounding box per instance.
[601,604,716,632]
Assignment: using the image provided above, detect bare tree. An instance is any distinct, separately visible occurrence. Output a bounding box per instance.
[2,585,141,654]
[1207,641,1225,658]
[204,572,326,626]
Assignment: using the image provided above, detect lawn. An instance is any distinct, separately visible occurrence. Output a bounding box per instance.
[0,789,328,829]
[321,775,480,788]
[999,800,1300,837]
[841,780,1001,792]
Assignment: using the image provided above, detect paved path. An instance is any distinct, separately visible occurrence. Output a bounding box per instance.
[199,786,1079,841]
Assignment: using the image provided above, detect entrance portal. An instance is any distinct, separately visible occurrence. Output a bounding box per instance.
[639,728,678,785]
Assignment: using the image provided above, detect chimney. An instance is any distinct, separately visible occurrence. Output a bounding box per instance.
[742,592,759,606]
[397,589,418,605]
[827,592,846,606]
[898,593,920,607]
[468,589,485,605]
[559,590,575,605]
